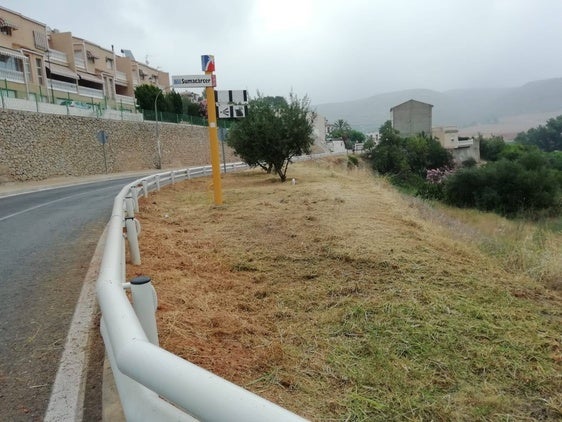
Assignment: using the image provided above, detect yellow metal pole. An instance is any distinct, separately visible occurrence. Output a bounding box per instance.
[205,71,223,205]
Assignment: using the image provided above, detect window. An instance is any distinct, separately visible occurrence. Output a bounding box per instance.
[86,50,98,63]
[36,57,44,85]
[1,26,12,36]
[0,54,24,72]
[24,55,31,82]
[106,58,113,70]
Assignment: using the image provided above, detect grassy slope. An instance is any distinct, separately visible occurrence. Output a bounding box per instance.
[129,157,561,421]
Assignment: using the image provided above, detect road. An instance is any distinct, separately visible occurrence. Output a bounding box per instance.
[0,177,141,421]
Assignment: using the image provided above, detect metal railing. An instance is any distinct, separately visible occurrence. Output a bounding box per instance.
[48,49,68,64]
[97,162,308,421]
[0,68,25,83]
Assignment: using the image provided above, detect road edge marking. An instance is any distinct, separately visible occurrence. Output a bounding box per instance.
[44,225,108,422]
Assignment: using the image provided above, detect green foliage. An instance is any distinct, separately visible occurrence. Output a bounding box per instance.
[226,93,315,182]
[371,122,453,180]
[166,90,183,115]
[182,96,202,116]
[444,160,560,216]
[349,130,366,144]
[515,115,562,152]
[363,137,375,151]
[498,143,538,161]
[134,84,164,111]
[135,84,185,115]
[347,155,359,168]
[462,157,477,168]
[479,135,506,161]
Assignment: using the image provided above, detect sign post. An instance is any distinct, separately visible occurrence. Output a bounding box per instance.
[171,56,222,205]
[201,55,222,205]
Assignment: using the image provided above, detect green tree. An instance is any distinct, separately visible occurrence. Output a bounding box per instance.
[182,96,202,116]
[227,93,315,182]
[134,84,165,112]
[515,115,562,152]
[331,119,352,146]
[165,90,183,115]
[479,135,506,161]
[349,130,366,144]
[372,121,408,175]
[364,136,375,151]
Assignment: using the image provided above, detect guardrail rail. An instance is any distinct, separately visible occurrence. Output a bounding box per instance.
[96,161,311,421]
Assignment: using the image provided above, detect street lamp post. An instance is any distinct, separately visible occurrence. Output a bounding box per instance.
[154,91,162,169]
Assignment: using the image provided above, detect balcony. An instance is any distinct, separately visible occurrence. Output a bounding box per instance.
[115,70,127,82]
[0,68,25,83]
[48,49,68,65]
[115,94,136,106]
[75,57,86,70]
[78,85,104,99]
[49,79,77,94]
[458,138,474,147]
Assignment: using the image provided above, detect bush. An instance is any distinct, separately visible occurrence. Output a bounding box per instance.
[462,157,477,168]
[444,160,560,217]
[480,136,506,161]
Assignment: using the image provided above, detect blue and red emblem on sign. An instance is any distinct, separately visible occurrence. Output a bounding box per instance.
[201,55,215,72]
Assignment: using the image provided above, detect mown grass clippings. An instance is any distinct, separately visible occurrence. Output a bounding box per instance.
[128,157,562,421]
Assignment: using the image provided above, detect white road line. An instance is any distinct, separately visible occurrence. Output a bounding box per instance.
[44,226,108,422]
[0,185,119,222]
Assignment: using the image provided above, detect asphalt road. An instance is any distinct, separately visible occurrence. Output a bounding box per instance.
[0,177,140,421]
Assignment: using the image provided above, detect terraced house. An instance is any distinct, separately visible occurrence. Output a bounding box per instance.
[0,5,169,117]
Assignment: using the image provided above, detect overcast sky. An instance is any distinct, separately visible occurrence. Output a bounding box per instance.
[3,0,561,104]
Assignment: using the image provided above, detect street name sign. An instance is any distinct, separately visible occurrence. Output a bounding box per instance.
[172,74,216,88]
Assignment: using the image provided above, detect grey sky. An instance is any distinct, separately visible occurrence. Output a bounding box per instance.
[3,0,561,104]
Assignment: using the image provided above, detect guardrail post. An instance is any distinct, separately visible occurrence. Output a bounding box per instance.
[124,197,141,265]
[155,175,161,191]
[142,180,148,197]
[130,275,159,346]
[131,187,140,213]
[187,168,191,179]
[171,172,176,184]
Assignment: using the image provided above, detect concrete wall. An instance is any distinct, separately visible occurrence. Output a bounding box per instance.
[391,100,433,138]
[452,137,480,164]
[0,109,237,181]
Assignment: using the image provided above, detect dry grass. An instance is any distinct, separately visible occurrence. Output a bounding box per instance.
[128,157,562,421]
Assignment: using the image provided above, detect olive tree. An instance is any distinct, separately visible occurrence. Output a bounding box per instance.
[227,93,315,182]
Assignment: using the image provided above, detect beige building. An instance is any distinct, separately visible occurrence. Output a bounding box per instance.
[390,99,433,138]
[0,6,169,112]
[432,126,480,163]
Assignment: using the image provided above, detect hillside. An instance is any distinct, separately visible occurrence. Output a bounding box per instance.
[315,78,562,137]
[129,158,561,421]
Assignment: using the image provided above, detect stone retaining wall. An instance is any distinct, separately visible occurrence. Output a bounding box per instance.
[0,109,237,181]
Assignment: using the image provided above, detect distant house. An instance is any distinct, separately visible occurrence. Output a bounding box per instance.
[390,99,433,138]
[432,126,480,163]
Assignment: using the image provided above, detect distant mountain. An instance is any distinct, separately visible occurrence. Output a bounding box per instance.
[314,78,562,135]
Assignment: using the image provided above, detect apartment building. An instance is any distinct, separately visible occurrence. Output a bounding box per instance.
[0,6,169,112]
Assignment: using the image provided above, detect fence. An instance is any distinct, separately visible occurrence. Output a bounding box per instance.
[142,109,236,129]
[0,82,142,122]
[97,162,309,421]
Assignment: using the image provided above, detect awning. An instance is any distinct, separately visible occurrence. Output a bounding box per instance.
[77,71,103,84]
[46,63,78,79]
[0,46,26,60]
[115,79,128,87]
[0,18,19,30]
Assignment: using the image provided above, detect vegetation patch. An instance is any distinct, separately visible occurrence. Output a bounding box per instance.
[129,158,561,421]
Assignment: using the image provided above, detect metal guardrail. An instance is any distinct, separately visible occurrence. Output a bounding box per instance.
[96,161,309,421]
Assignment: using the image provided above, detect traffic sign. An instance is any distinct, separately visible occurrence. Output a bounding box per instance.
[171,74,216,88]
